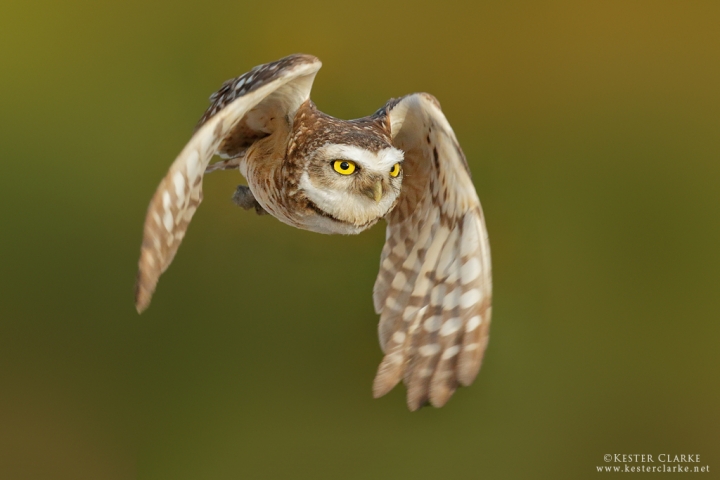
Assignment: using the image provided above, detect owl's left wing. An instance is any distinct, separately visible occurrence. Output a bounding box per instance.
[135,54,321,313]
[372,93,492,410]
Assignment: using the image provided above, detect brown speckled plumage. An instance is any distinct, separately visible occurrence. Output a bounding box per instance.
[135,54,492,411]
[289,101,393,157]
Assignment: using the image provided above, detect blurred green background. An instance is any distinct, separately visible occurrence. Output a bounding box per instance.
[1,0,718,478]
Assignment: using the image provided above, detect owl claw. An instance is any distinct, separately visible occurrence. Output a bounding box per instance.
[232,185,268,215]
[254,203,269,215]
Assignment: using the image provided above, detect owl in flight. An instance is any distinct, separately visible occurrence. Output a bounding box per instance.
[135,54,492,411]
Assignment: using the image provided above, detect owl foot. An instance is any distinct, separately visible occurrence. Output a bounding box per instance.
[232,185,268,215]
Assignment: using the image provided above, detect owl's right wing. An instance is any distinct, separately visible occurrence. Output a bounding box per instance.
[135,54,322,313]
[372,93,492,410]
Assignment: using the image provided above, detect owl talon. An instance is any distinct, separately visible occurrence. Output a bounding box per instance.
[254,203,268,215]
[232,185,268,215]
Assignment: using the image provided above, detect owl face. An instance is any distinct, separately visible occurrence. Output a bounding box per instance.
[298,142,405,229]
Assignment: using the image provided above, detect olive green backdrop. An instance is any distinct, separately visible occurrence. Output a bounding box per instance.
[1,1,718,478]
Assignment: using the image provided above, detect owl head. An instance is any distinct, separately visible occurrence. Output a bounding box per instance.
[298,141,405,229]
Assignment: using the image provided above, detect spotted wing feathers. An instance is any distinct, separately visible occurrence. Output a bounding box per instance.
[372,94,492,410]
[135,54,321,312]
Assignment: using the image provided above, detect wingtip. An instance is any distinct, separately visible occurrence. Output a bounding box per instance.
[406,391,429,412]
[373,356,403,399]
[135,298,148,315]
[372,378,394,399]
[428,384,456,409]
[406,400,423,412]
[289,53,321,64]
[134,271,152,314]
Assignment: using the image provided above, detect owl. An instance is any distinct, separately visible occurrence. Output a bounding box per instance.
[135,54,492,411]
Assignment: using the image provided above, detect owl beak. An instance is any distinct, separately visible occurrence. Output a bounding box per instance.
[363,181,383,203]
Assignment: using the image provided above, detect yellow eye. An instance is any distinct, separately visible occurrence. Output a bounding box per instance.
[389,163,401,177]
[332,160,357,175]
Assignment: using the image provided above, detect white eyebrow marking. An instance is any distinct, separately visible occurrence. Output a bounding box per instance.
[316,144,403,172]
